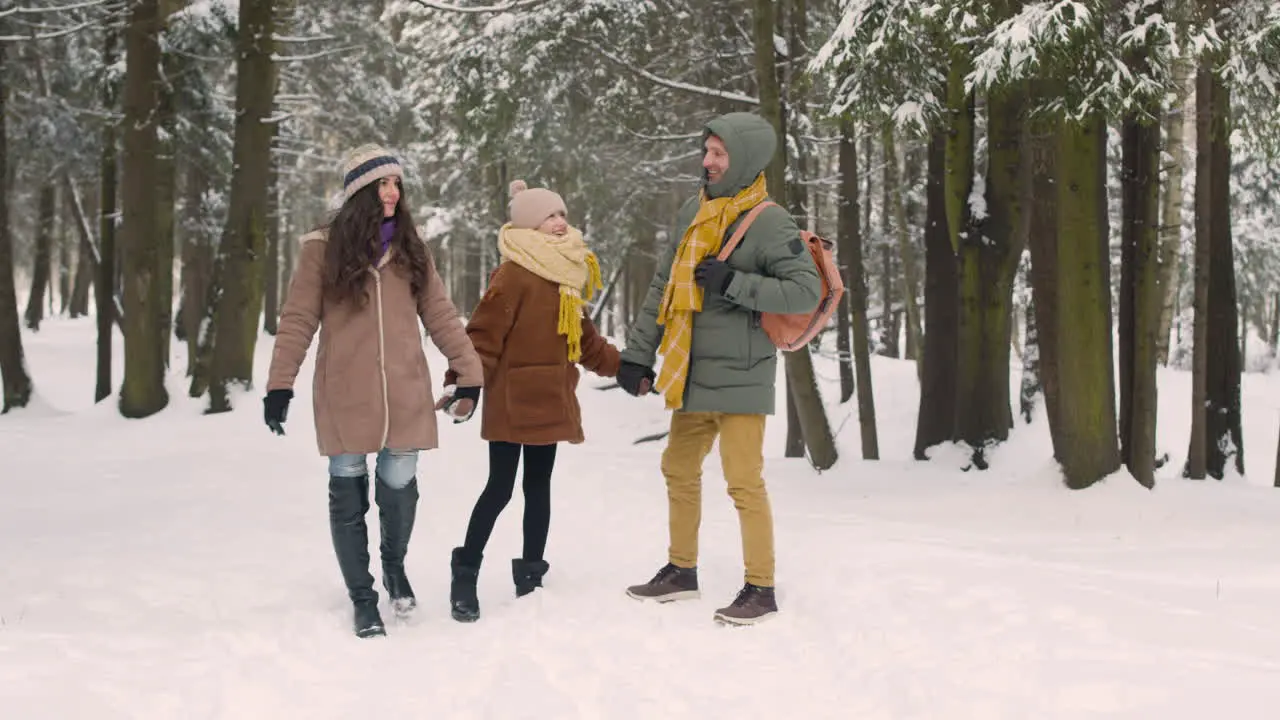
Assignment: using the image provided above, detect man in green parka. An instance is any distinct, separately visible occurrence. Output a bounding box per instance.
[617,111,821,625]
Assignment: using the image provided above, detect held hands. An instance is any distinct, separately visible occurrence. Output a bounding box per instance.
[436,385,480,423]
[617,361,655,397]
[694,258,734,295]
[263,389,293,435]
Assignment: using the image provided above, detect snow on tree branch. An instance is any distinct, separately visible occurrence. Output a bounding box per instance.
[588,42,759,105]
[408,0,548,13]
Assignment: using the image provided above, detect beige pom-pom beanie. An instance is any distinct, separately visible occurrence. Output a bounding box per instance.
[507,179,567,230]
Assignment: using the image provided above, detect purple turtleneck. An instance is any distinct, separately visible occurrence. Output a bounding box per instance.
[379,217,395,258]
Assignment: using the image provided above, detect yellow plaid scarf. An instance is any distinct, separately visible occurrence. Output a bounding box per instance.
[497,224,603,362]
[655,173,770,409]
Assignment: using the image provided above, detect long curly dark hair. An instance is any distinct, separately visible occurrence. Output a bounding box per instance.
[321,179,434,308]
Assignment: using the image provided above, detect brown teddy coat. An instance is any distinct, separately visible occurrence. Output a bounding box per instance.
[267,231,484,456]
[445,261,620,445]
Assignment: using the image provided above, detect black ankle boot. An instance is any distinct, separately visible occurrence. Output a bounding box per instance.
[512,558,550,597]
[329,475,384,638]
[375,477,419,616]
[450,547,481,622]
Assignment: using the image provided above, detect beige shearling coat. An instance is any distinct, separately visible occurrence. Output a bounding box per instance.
[266,231,483,456]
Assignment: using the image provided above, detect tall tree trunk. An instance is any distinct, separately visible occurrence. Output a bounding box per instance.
[199,0,279,413]
[835,126,856,404]
[882,126,923,370]
[1185,63,1212,479]
[914,130,958,459]
[753,0,836,469]
[1026,85,1063,455]
[1269,293,1279,358]
[96,24,119,404]
[1156,57,1192,367]
[57,196,71,314]
[23,185,55,331]
[783,0,811,460]
[953,85,1025,466]
[0,38,33,412]
[1199,65,1243,479]
[179,162,210,379]
[156,87,176,369]
[69,185,93,317]
[263,114,281,335]
[118,0,169,418]
[1054,115,1120,489]
[839,121,879,459]
[1018,261,1040,423]
[1118,9,1163,489]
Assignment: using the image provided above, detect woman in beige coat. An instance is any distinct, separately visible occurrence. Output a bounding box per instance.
[264,144,484,639]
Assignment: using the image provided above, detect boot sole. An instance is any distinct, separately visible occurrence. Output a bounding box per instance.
[355,624,387,638]
[451,609,479,623]
[712,609,777,626]
[625,588,701,603]
[391,597,416,617]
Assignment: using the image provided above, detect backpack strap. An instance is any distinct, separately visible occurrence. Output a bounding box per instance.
[716,200,778,262]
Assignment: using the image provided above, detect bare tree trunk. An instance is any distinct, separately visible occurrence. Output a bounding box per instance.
[1118,6,1163,489]
[156,85,176,369]
[69,185,93,317]
[57,193,71,314]
[841,118,878,459]
[118,0,169,418]
[1200,65,1243,479]
[882,126,923,369]
[0,38,33,412]
[180,162,212,379]
[835,128,855,403]
[1026,84,1063,456]
[1018,261,1040,423]
[753,0,836,469]
[1185,64,1212,479]
[914,130,958,459]
[23,185,55,331]
[1156,56,1191,367]
[96,24,119,404]
[1269,293,1279,358]
[199,0,279,413]
[953,84,1025,467]
[1054,115,1120,489]
[263,115,281,335]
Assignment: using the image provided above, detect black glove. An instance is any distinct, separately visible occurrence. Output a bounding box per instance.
[617,361,655,397]
[440,385,480,423]
[263,389,293,435]
[694,258,735,294]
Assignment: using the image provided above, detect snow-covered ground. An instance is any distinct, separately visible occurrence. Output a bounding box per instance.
[3,316,1280,719]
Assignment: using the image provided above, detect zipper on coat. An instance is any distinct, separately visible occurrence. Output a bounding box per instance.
[373,269,390,449]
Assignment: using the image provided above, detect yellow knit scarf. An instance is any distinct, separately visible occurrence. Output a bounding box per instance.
[497,224,603,362]
[655,173,770,409]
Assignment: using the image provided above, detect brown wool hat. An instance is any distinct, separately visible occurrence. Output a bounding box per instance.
[507,179,567,230]
[341,144,404,203]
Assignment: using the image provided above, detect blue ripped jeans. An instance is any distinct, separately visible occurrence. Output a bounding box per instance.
[328,448,419,489]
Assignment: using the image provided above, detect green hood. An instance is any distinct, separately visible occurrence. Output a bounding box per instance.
[702,112,778,199]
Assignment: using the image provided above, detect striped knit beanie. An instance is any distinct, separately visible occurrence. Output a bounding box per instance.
[341,144,404,204]
[508,179,567,230]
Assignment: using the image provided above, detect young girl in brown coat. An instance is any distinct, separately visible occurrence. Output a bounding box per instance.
[263,144,484,638]
[445,180,621,622]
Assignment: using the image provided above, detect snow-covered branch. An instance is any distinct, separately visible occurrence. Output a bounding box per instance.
[407,0,548,13]
[587,42,759,105]
[0,18,96,41]
[272,45,362,62]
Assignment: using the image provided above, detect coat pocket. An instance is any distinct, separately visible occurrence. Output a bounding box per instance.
[504,364,569,431]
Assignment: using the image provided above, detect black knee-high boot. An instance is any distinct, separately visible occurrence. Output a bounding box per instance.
[375,477,419,615]
[329,475,385,638]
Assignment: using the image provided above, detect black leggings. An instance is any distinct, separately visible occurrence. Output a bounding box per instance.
[462,441,558,562]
